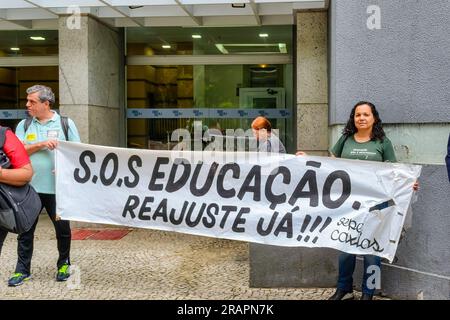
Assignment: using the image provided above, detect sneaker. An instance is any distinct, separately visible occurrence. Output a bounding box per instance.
[8,273,31,287]
[56,263,70,282]
[360,293,374,300]
[328,289,354,300]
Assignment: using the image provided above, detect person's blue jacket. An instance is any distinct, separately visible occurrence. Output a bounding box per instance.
[446,133,450,182]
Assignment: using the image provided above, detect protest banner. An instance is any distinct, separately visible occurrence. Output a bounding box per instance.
[56,141,421,262]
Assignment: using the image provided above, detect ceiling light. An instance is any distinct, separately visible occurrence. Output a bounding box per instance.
[10,47,20,51]
[215,43,287,55]
[162,45,171,49]
[215,44,228,54]
[192,34,202,39]
[30,36,45,41]
[259,33,269,38]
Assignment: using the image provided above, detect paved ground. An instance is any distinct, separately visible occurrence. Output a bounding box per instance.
[0,215,369,300]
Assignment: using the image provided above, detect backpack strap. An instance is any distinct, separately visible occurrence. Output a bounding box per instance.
[23,117,33,133]
[60,116,69,141]
[0,126,8,149]
[23,115,70,141]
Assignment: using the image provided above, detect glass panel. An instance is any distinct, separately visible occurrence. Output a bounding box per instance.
[0,30,58,57]
[253,97,277,108]
[126,26,292,56]
[0,66,59,130]
[126,25,293,152]
[127,63,293,152]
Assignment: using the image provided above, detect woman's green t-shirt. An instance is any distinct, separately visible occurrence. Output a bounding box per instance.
[330,135,397,162]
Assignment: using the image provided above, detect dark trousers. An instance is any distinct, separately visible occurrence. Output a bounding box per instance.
[15,193,71,274]
[337,252,381,295]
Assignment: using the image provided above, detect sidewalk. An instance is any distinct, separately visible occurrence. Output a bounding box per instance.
[1,214,340,300]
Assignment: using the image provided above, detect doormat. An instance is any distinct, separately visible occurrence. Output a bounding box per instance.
[72,229,131,240]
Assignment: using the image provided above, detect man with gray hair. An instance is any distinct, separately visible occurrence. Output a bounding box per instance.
[8,84,81,286]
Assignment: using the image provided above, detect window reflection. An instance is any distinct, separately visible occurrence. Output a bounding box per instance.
[126,26,292,56]
[0,30,58,57]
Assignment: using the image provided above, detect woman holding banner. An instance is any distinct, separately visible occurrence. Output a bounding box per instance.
[325,101,418,300]
[297,101,418,300]
[251,116,286,154]
[328,101,395,300]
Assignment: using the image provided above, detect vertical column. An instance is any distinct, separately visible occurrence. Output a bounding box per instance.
[296,11,328,155]
[58,15,124,147]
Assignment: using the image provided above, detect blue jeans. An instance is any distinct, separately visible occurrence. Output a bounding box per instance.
[337,253,381,295]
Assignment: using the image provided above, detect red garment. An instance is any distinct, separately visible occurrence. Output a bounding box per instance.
[3,129,30,168]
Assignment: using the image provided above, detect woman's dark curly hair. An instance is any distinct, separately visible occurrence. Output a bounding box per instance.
[342,101,386,141]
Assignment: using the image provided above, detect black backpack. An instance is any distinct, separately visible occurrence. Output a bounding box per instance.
[0,127,42,234]
[24,115,70,141]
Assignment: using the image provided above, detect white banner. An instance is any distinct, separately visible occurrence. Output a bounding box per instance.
[55,141,421,262]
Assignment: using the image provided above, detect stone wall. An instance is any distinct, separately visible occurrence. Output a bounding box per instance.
[58,15,124,147]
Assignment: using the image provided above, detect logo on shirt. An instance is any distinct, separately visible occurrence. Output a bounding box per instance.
[47,130,59,140]
[350,148,376,160]
[26,133,37,142]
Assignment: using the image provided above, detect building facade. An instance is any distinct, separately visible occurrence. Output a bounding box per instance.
[0,0,448,299]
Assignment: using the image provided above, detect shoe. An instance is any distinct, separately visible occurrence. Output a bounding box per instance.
[56,263,70,282]
[360,293,374,300]
[8,273,31,287]
[328,289,354,300]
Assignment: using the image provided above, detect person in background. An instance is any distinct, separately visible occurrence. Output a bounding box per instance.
[251,116,286,154]
[297,101,418,300]
[8,85,81,287]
